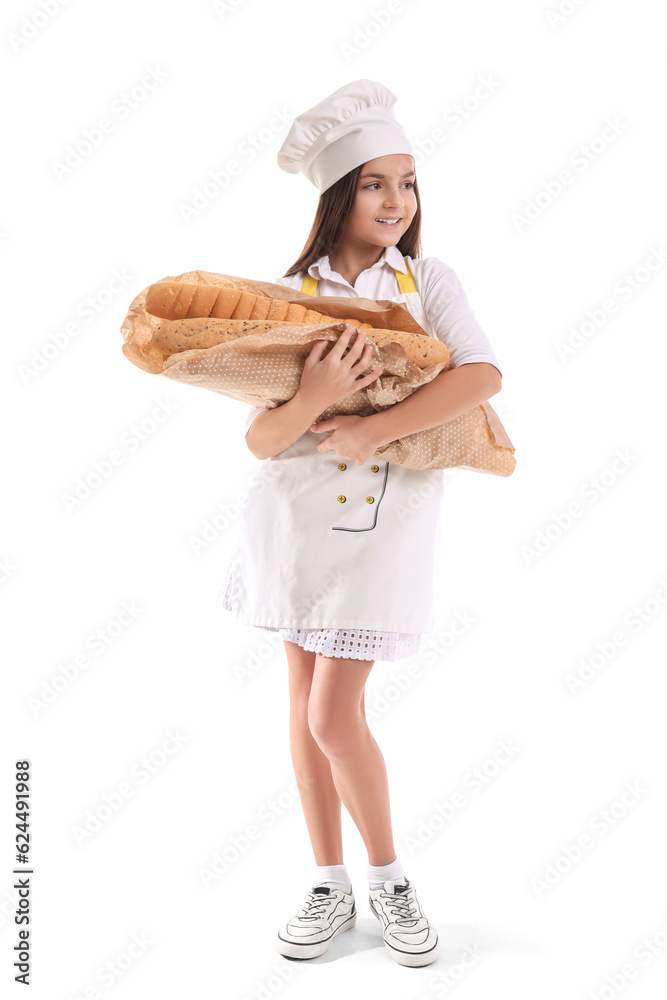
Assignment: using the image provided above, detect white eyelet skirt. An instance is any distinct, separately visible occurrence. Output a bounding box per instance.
[218,565,421,662]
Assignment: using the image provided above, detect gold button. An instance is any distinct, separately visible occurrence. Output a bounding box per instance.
[371,464,379,472]
[337,495,346,503]
[366,496,375,504]
[338,463,347,471]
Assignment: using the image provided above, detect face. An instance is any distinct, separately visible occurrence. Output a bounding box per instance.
[345,153,417,250]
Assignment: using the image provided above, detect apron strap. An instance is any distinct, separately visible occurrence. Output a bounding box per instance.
[395,257,417,294]
[300,273,319,296]
[299,256,417,296]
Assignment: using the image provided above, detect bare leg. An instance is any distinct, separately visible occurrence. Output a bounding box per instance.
[307,653,397,868]
[284,639,344,865]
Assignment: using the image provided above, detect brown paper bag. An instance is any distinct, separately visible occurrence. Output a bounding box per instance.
[120,270,516,476]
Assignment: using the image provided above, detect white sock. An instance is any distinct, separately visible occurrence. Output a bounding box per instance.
[314,863,352,894]
[367,855,405,890]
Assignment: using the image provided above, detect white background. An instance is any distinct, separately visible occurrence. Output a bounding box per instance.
[2,0,666,997]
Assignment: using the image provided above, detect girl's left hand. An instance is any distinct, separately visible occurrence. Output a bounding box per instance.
[310,413,383,465]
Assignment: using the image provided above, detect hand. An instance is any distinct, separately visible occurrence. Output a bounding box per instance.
[310,413,383,465]
[299,325,383,411]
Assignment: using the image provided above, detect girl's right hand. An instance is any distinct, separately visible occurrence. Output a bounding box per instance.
[298,325,383,409]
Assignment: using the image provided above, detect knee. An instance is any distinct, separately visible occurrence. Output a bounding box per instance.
[307,703,361,758]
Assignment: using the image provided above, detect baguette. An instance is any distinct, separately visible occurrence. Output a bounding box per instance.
[144,279,449,369]
[145,280,375,330]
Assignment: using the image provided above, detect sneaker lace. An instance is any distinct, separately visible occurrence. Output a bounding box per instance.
[382,887,419,924]
[299,889,335,920]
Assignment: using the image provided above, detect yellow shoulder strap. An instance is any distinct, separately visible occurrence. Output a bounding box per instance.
[300,273,318,296]
[395,257,417,294]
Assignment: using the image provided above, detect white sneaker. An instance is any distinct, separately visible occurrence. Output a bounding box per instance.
[276,882,356,960]
[369,878,439,967]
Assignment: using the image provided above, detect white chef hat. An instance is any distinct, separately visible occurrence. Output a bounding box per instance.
[277,79,414,194]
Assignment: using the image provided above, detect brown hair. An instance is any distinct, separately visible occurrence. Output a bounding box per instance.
[281,163,423,278]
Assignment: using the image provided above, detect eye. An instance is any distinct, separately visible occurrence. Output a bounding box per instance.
[364,181,415,190]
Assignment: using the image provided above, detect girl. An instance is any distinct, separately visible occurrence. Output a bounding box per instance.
[219,80,503,968]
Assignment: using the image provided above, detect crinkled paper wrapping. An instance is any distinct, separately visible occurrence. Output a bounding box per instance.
[120,269,516,475]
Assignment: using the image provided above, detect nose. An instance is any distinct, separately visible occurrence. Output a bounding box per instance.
[384,185,406,208]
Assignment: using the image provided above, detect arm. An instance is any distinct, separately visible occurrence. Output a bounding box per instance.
[246,391,326,461]
[247,324,383,461]
[366,362,502,449]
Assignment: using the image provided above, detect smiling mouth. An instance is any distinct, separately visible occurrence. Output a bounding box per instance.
[376,218,402,225]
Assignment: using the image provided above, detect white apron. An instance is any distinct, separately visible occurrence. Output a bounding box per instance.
[222,258,445,634]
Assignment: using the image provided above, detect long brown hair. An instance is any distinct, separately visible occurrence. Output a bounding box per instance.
[281,163,423,278]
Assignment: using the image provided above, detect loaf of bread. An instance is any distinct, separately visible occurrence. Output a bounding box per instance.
[144,279,449,370]
[120,269,516,476]
[145,279,375,329]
